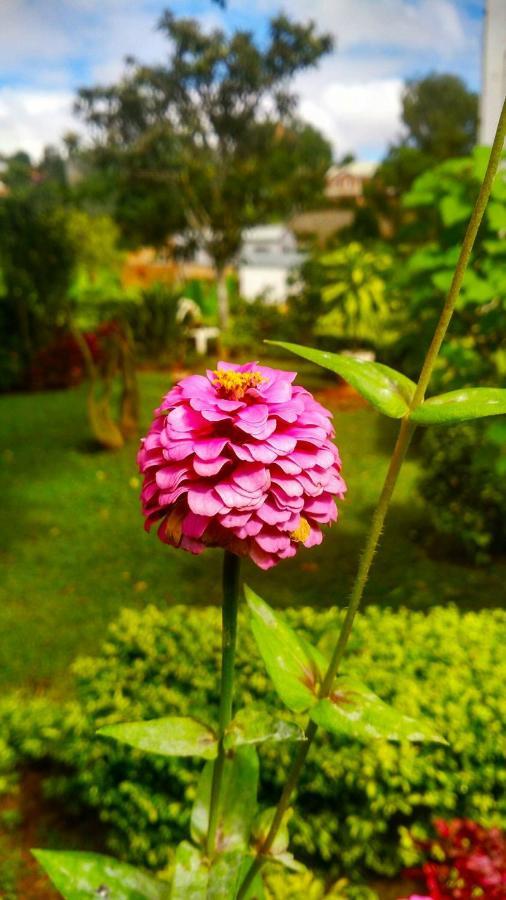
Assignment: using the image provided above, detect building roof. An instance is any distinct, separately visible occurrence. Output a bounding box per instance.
[242,224,291,243]
[290,208,354,239]
[326,161,378,180]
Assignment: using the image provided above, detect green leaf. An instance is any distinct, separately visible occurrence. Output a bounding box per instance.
[245,585,322,712]
[251,809,305,874]
[410,388,506,426]
[321,282,346,302]
[309,677,447,744]
[431,270,453,294]
[267,341,415,418]
[487,200,506,232]
[439,194,470,226]
[32,849,169,900]
[171,842,208,899]
[97,716,217,759]
[170,846,265,900]
[252,808,290,857]
[191,746,259,853]
[224,707,305,751]
[208,853,265,900]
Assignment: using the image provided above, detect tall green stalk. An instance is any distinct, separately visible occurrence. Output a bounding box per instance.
[206,550,241,856]
[237,99,506,898]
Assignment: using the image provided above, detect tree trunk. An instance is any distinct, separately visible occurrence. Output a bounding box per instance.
[216,267,229,332]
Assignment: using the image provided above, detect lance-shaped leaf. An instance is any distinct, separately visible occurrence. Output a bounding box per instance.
[251,808,305,874]
[171,845,264,900]
[208,853,265,900]
[245,586,325,712]
[309,677,447,744]
[410,388,506,426]
[97,716,217,760]
[267,341,416,418]
[171,842,208,899]
[224,707,305,751]
[191,746,259,853]
[32,849,169,900]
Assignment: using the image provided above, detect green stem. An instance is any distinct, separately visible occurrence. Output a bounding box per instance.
[237,99,506,898]
[206,550,240,857]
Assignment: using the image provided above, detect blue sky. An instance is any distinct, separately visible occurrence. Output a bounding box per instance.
[0,0,485,161]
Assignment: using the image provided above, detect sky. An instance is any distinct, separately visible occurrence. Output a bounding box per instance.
[0,0,485,163]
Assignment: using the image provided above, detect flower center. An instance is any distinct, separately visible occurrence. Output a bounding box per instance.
[290,517,311,543]
[212,369,267,400]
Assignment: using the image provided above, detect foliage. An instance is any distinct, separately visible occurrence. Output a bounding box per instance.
[32,849,170,900]
[75,10,333,325]
[28,329,101,390]
[3,374,506,691]
[0,151,33,194]
[285,256,327,344]
[400,74,477,161]
[0,194,77,376]
[316,243,395,347]
[224,297,288,358]
[2,603,506,878]
[388,147,506,388]
[417,419,506,564]
[264,869,376,899]
[66,209,122,280]
[288,244,395,350]
[123,283,183,362]
[366,74,478,234]
[407,819,506,899]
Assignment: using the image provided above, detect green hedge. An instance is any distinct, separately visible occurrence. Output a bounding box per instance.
[417,420,506,564]
[1,603,506,879]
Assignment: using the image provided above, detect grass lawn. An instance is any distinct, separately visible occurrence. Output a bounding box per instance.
[1,364,504,692]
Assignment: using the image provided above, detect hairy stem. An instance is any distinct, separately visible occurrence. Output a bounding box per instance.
[237,99,506,897]
[206,550,241,857]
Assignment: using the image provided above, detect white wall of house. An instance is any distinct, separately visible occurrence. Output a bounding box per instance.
[239,265,292,303]
[238,224,305,303]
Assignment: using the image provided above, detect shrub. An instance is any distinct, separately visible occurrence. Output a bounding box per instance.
[223,296,288,358]
[417,419,506,563]
[0,195,77,386]
[389,147,506,388]
[1,604,506,879]
[123,283,183,362]
[264,869,375,898]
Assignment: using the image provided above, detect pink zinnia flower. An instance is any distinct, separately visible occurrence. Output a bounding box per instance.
[137,362,346,569]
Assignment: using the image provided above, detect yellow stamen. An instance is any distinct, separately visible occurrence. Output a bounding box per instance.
[290,517,311,543]
[213,369,267,400]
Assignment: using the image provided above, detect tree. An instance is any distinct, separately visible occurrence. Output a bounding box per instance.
[0,151,33,194]
[367,73,479,237]
[75,10,333,328]
[0,195,77,365]
[401,73,478,159]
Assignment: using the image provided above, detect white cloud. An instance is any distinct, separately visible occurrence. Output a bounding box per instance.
[298,78,404,159]
[0,0,482,161]
[0,89,75,158]
[270,0,476,60]
[282,0,480,159]
[0,0,72,68]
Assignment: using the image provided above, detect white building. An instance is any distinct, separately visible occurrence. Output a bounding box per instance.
[479,0,506,145]
[238,225,306,304]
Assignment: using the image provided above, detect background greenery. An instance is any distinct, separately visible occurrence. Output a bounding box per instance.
[1,368,504,693]
[0,11,503,894]
[1,602,505,881]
